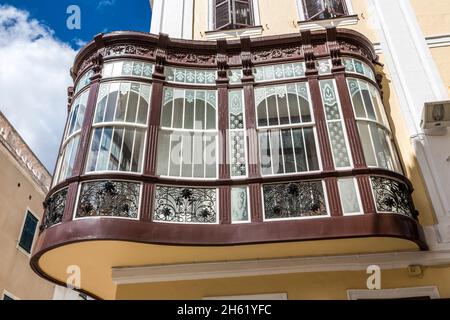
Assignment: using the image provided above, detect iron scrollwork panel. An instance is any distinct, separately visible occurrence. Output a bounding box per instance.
[263,181,328,220]
[154,186,217,224]
[41,188,68,231]
[76,181,140,219]
[371,177,415,218]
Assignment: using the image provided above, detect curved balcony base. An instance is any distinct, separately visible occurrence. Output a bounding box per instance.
[31,213,427,299]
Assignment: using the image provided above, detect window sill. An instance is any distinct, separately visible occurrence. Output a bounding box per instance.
[297,15,359,32]
[204,25,263,40]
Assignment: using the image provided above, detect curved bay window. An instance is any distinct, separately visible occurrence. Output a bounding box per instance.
[302,0,348,21]
[86,81,151,173]
[156,88,218,179]
[347,78,401,172]
[53,89,89,185]
[256,83,320,176]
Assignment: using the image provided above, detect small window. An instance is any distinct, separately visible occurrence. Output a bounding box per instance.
[18,211,38,254]
[302,0,348,21]
[214,0,254,30]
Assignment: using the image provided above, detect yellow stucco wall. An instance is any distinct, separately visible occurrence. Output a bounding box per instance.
[115,266,450,299]
[0,144,54,300]
[411,0,450,36]
[430,46,450,97]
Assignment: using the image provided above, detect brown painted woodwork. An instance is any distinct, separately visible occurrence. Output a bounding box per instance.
[357,175,376,214]
[325,177,343,217]
[36,28,427,281]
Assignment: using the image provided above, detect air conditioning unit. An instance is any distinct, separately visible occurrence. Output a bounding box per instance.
[421,100,450,134]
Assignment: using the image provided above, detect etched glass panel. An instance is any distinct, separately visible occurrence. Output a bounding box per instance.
[316,59,332,75]
[338,178,361,214]
[254,62,305,82]
[371,177,414,218]
[319,79,351,168]
[343,58,375,82]
[165,67,217,85]
[231,187,249,223]
[102,60,154,79]
[154,186,217,224]
[229,90,247,177]
[76,181,140,219]
[228,69,243,84]
[263,181,327,220]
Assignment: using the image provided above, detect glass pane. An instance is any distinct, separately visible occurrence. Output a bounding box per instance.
[126,90,139,123]
[267,95,279,126]
[257,100,268,127]
[193,133,205,177]
[95,95,108,123]
[277,92,290,125]
[195,96,206,130]
[161,101,173,127]
[348,79,367,118]
[271,130,284,174]
[108,128,123,171]
[216,1,230,28]
[156,130,170,176]
[206,103,216,130]
[235,1,251,25]
[169,133,182,177]
[19,212,38,253]
[281,129,295,173]
[181,132,193,177]
[259,131,272,175]
[184,97,195,130]
[205,133,216,178]
[304,127,319,171]
[338,178,361,214]
[361,87,377,120]
[299,95,312,123]
[172,98,184,129]
[231,187,249,223]
[104,85,119,122]
[131,129,145,172]
[137,85,150,124]
[370,122,387,168]
[292,128,307,172]
[87,128,103,172]
[357,122,377,167]
[120,128,135,172]
[96,127,113,171]
[115,83,130,122]
[287,93,301,124]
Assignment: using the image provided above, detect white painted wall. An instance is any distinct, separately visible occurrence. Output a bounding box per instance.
[366,0,450,244]
[150,0,193,39]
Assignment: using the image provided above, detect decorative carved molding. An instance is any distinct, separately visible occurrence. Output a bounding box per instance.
[166,52,216,65]
[252,46,302,62]
[216,39,228,79]
[301,30,316,73]
[338,40,374,63]
[240,37,253,78]
[326,27,343,69]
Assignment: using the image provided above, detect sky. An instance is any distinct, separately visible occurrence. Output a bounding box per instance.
[0,1,152,172]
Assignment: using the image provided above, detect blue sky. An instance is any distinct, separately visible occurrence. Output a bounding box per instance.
[0,1,152,172]
[2,0,152,48]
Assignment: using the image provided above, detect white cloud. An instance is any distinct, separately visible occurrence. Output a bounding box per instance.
[0,5,76,172]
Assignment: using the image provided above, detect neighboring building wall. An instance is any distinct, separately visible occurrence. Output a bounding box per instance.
[0,112,54,300]
[115,266,450,299]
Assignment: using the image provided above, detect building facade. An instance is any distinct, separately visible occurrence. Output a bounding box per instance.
[31,0,450,299]
[0,112,55,300]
